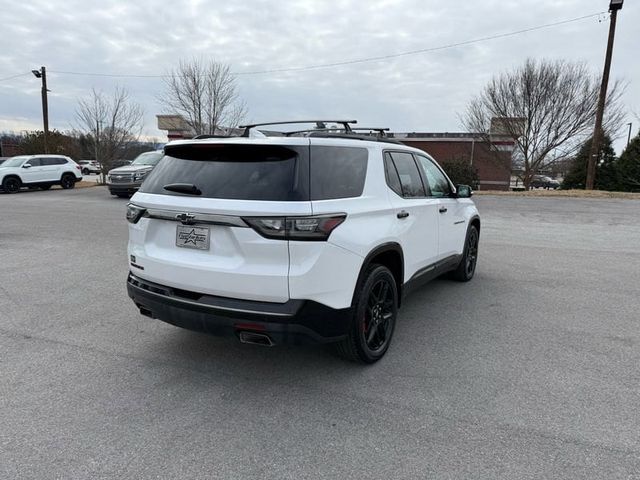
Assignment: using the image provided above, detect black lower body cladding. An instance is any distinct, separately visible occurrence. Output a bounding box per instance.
[126,273,352,345]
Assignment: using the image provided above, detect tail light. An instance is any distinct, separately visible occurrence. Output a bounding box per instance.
[126,204,147,224]
[76,165,82,171]
[243,214,346,241]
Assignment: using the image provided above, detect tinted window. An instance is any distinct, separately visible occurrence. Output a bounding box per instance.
[140,144,309,201]
[389,152,425,198]
[384,153,403,197]
[416,155,451,197]
[310,146,367,200]
[25,158,42,167]
[41,157,67,166]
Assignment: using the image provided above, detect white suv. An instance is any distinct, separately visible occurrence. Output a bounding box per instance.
[126,121,480,363]
[0,155,82,193]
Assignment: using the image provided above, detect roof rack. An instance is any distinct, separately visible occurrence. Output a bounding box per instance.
[284,128,341,137]
[351,127,390,137]
[239,120,357,137]
[305,132,402,145]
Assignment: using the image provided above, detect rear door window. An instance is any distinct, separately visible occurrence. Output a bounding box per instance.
[388,152,426,198]
[140,144,309,201]
[41,157,67,166]
[383,153,403,197]
[310,146,368,200]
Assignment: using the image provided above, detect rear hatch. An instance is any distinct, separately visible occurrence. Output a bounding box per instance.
[128,139,311,303]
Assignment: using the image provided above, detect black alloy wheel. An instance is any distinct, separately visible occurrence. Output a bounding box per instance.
[336,264,398,363]
[451,225,479,282]
[2,177,21,193]
[60,174,75,189]
[465,227,479,277]
[363,278,395,352]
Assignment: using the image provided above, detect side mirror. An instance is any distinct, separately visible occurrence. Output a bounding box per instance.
[456,185,473,198]
[22,164,32,169]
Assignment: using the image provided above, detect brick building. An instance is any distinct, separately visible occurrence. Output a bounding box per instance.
[0,140,21,157]
[393,132,515,191]
[156,115,516,191]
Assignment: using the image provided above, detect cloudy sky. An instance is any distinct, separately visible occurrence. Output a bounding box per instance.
[0,0,637,152]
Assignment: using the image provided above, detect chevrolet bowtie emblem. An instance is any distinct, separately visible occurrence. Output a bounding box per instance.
[176,213,196,225]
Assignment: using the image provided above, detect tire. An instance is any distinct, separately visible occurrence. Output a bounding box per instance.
[451,225,479,282]
[2,176,21,194]
[336,264,398,364]
[60,174,76,189]
[40,185,52,190]
[82,168,89,175]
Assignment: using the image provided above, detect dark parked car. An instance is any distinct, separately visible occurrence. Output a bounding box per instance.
[530,175,560,189]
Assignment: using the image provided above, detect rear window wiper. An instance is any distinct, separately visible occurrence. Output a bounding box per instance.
[163,183,202,196]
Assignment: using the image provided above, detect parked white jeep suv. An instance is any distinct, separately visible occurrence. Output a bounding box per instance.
[0,155,82,193]
[126,121,480,363]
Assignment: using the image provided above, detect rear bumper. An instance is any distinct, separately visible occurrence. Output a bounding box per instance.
[126,273,351,345]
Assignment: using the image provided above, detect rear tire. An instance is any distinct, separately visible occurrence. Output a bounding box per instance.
[451,225,479,282]
[335,264,398,364]
[2,176,21,193]
[60,174,76,189]
[82,168,89,175]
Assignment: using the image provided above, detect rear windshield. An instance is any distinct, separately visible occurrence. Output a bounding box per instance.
[139,144,309,201]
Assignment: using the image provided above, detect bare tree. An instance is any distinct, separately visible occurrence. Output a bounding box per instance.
[160,58,247,136]
[76,87,144,181]
[463,58,625,189]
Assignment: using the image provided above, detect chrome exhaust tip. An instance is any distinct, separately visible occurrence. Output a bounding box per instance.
[238,331,275,347]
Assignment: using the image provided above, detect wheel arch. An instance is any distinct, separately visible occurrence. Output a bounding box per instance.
[353,242,405,308]
[469,215,481,234]
[1,174,22,185]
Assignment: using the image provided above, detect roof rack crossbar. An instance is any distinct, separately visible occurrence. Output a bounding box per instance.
[239,120,357,137]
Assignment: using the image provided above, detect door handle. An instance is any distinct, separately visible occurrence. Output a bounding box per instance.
[439,206,448,214]
[397,210,409,219]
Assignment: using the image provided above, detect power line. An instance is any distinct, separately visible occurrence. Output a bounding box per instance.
[0,12,605,82]
[234,12,606,75]
[0,71,32,82]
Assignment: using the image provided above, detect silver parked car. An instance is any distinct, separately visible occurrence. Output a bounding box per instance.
[107,151,164,198]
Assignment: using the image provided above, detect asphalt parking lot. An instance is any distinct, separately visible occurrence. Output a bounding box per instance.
[1,187,639,479]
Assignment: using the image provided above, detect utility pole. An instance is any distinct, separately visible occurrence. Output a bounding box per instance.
[626,123,633,148]
[586,0,623,190]
[31,66,50,154]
